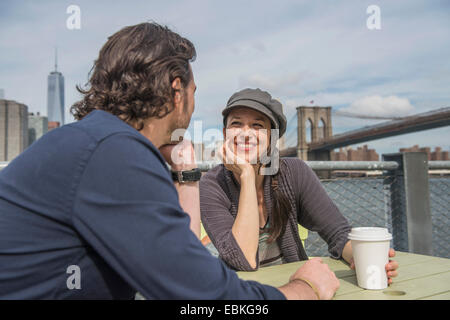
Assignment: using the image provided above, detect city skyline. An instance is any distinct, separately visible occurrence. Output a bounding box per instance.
[0,0,449,155]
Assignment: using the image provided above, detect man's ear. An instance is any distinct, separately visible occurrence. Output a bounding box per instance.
[171,77,182,108]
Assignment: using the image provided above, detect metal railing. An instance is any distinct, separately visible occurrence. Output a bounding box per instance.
[2,160,448,172]
[196,160,450,172]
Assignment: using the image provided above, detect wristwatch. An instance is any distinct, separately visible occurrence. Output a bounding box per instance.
[171,168,202,183]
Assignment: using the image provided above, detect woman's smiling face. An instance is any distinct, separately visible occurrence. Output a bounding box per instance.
[224,107,272,165]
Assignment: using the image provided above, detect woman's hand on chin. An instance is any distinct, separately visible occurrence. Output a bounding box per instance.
[220,140,255,179]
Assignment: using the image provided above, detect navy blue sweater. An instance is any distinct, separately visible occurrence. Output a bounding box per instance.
[0,110,285,300]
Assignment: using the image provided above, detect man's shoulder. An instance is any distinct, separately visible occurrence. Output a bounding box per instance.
[66,110,165,162]
[66,110,141,144]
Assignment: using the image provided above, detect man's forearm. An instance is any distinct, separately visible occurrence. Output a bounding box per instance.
[175,181,201,239]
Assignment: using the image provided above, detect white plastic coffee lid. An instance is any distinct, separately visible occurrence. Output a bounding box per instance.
[348,227,392,241]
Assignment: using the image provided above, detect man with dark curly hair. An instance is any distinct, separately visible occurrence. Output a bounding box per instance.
[0,22,339,300]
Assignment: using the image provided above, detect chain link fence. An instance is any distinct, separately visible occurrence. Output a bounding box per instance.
[304,174,450,259]
[429,177,450,258]
[304,176,396,257]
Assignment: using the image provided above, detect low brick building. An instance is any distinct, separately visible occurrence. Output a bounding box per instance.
[399,145,449,161]
[331,145,379,161]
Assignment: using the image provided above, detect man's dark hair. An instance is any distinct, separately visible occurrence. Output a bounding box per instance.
[71,22,196,130]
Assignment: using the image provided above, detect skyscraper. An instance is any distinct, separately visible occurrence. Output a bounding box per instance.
[0,99,29,161]
[28,112,48,146]
[47,48,65,125]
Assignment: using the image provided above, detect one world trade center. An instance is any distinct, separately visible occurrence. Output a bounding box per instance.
[47,49,65,125]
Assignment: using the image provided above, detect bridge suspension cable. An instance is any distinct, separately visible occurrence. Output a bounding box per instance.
[332,110,407,120]
[284,130,297,148]
[283,114,298,148]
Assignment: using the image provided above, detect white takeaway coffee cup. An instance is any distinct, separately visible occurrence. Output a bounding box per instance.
[348,227,392,290]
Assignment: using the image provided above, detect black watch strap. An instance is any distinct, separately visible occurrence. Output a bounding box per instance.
[171,168,202,183]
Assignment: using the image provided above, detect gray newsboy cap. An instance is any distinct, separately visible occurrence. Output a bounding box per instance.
[222,88,287,138]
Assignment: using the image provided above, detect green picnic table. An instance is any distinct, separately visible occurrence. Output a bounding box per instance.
[237,251,450,300]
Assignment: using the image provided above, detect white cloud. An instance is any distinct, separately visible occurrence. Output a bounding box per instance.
[341,95,415,117]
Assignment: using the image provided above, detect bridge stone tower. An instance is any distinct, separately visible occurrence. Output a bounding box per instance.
[297,106,333,160]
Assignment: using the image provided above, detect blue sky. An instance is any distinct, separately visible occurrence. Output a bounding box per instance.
[0,0,449,155]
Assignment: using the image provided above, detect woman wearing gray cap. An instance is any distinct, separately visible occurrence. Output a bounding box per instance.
[199,88,398,287]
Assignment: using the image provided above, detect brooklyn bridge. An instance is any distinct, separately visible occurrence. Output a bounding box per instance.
[279,106,450,160]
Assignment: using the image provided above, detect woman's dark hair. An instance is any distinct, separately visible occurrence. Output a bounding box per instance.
[70,22,196,130]
[267,167,291,243]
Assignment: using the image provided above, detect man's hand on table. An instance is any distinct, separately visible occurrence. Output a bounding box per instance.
[278,258,340,300]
